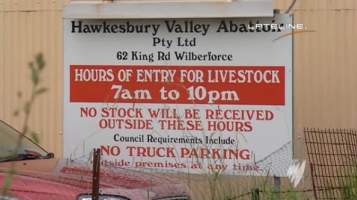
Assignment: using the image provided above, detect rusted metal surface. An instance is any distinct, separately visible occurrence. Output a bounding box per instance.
[92,148,100,200]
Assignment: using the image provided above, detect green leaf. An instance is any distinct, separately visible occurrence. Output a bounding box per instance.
[30,131,40,144]
[30,64,39,86]
[2,175,13,193]
[35,87,48,95]
[36,53,45,71]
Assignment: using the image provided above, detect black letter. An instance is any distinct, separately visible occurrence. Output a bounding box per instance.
[71,20,82,33]
[114,133,119,141]
[216,20,228,32]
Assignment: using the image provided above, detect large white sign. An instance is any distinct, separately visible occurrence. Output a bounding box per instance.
[64,15,292,176]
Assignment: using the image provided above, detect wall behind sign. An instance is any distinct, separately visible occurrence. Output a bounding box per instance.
[0,0,70,157]
[0,0,356,159]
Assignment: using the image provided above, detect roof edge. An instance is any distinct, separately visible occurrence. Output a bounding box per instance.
[64,0,273,19]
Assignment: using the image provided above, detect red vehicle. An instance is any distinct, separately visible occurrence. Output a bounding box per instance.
[0,120,189,200]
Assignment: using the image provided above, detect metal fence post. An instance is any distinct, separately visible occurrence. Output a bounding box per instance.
[92,148,101,200]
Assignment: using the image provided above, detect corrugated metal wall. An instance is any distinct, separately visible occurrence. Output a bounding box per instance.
[275,0,357,161]
[0,0,70,157]
[0,0,356,162]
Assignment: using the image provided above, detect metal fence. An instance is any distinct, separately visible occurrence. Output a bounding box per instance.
[224,128,357,200]
[305,128,357,199]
